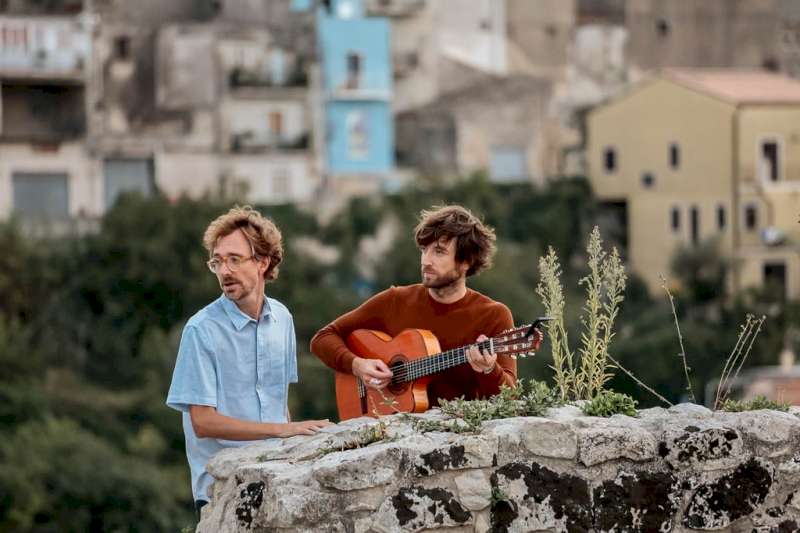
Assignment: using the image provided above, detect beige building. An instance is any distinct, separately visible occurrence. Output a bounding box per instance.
[625,0,800,77]
[588,69,800,299]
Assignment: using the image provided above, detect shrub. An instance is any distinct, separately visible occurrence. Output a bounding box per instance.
[582,390,638,417]
[720,395,789,413]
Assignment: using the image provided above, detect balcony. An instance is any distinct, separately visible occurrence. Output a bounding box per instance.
[230,131,310,153]
[1,82,85,140]
[229,65,308,89]
[0,16,91,81]
[364,0,426,18]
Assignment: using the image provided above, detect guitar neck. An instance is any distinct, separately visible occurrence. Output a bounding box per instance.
[396,339,493,383]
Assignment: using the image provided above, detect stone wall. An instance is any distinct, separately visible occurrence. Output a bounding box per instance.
[197,404,800,532]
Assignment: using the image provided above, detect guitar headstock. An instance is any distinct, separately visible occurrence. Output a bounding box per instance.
[492,317,553,360]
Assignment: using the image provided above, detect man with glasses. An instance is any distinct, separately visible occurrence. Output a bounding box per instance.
[167,206,331,515]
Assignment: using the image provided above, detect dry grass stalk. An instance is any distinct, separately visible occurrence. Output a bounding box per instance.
[606,353,673,407]
[659,275,696,403]
[714,314,766,410]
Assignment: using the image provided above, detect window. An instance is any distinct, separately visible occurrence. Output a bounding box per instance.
[759,139,781,182]
[346,52,362,90]
[270,49,286,85]
[104,159,154,209]
[114,36,131,61]
[669,143,680,170]
[490,146,528,183]
[603,147,616,173]
[272,168,290,197]
[656,18,670,37]
[764,262,787,299]
[346,110,368,160]
[13,172,69,218]
[690,206,700,245]
[268,111,283,142]
[670,206,681,233]
[717,205,726,231]
[744,204,758,231]
[641,172,655,188]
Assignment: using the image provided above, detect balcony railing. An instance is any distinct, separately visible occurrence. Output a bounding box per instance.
[0,16,91,80]
[228,66,308,89]
[230,131,310,153]
[365,0,426,17]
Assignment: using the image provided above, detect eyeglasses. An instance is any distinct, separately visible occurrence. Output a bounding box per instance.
[207,255,256,273]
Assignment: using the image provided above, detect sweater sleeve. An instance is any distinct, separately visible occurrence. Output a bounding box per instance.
[476,303,517,397]
[310,288,395,373]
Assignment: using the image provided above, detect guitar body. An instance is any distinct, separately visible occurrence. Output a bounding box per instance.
[336,329,441,420]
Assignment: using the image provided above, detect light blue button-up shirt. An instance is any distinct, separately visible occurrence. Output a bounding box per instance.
[166,294,298,501]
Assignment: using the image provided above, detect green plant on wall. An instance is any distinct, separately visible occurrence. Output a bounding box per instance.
[536,226,627,403]
[582,390,638,417]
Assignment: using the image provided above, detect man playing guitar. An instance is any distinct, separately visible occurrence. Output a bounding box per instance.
[311,205,520,414]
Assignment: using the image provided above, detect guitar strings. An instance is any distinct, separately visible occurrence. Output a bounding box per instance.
[387,337,533,383]
[391,339,490,381]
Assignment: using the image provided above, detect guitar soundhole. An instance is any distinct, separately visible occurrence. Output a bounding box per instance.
[387,359,408,394]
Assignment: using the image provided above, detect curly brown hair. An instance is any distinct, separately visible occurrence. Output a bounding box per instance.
[203,206,283,282]
[414,205,496,277]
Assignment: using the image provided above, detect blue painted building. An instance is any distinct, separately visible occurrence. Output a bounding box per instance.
[293,0,394,177]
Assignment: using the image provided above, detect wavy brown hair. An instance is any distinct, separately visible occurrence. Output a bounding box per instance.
[203,206,283,282]
[414,205,496,277]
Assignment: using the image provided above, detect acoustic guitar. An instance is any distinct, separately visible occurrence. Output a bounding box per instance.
[334,319,550,420]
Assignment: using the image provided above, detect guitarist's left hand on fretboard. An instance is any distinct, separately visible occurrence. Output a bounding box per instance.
[465,334,497,374]
[466,327,545,374]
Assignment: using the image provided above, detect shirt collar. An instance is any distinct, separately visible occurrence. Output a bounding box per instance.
[220,294,272,331]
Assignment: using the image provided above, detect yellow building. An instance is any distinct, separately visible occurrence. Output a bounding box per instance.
[588,69,800,299]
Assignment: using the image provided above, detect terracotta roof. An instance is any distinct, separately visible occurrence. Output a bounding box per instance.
[663,68,800,105]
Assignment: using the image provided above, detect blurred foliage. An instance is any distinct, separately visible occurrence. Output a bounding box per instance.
[720,395,789,412]
[0,175,791,531]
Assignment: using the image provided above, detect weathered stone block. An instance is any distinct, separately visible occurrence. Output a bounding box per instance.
[593,470,679,531]
[491,461,592,532]
[372,486,472,532]
[683,457,774,530]
[485,417,578,464]
[453,469,491,511]
[659,423,744,471]
[206,438,286,480]
[312,441,401,490]
[576,422,658,466]
[718,410,799,458]
[668,403,713,418]
[412,434,496,476]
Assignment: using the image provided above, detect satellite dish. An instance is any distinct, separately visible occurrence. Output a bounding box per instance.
[761,226,786,246]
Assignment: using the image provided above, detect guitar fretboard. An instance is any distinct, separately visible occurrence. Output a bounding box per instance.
[390,339,493,384]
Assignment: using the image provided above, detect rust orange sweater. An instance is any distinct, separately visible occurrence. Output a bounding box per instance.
[310,284,516,405]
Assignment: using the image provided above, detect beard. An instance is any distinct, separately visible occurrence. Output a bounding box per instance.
[421,267,463,289]
[220,274,253,302]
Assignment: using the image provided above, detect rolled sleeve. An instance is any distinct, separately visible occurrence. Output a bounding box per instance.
[166,324,218,412]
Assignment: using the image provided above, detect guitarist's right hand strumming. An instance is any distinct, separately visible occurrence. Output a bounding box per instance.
[352,357,393,390]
